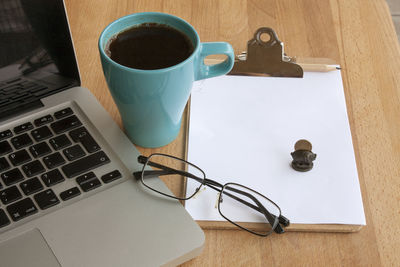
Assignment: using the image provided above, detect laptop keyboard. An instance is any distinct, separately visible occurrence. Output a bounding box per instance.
[0,107,122,229]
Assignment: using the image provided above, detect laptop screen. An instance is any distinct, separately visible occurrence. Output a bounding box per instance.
[0,0,80,116]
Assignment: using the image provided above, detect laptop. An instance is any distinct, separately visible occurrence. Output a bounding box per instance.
[0,0,204,266]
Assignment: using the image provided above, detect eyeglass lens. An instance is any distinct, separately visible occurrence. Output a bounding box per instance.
[142,154,205,200]
[218,183,280,235]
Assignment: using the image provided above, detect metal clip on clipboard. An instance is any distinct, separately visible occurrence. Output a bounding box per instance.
[228,27,303,78]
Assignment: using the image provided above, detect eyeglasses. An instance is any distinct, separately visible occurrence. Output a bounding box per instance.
[133,153,289,236]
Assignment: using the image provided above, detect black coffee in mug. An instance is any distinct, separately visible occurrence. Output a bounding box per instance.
[107,23,194,70]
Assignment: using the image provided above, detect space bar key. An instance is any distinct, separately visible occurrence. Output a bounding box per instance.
[61,151,110,178]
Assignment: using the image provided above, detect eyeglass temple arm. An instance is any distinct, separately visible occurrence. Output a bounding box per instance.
[133,170,175,179]
[134,157,204,183]
[135,156,229,191]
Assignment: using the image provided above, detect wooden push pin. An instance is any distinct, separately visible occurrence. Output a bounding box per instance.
[291,139,317,172]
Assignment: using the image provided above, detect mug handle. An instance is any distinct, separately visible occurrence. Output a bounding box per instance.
[195,42,235,81]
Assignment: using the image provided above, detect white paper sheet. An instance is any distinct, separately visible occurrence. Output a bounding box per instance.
[186,70,366,225]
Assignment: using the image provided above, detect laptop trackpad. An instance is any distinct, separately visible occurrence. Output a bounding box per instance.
[0,229,61,267]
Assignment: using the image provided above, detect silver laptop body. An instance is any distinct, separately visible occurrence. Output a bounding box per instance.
[0,1,204,266]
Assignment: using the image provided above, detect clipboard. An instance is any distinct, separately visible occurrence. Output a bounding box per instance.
[184,28,365,233]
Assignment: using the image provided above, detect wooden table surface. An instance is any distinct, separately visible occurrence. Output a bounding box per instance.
[65,0,400,266]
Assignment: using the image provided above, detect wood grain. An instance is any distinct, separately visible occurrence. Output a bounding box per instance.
[64,0,400,266]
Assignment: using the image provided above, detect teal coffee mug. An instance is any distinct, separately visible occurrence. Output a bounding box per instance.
[99,12,234,148]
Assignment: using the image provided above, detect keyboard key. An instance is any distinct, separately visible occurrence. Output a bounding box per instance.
[0,186,22,205]
[79,178,101,192]
[20,81,35,87]
[34,189,60,210]
[101,170,122,184]
[63,144,85,161]
[20,177,44,195]
[14,122,33,134]
[6,198,38,222]
[49,134,71,150]
[0,209,10,228]
[41,169,65,187]
[61,151,110,178]
[0,102,19,113]
[22,160,45,177]
[0,130,12,141]
[8,149,31,166]
[1,168,24,186]
[0,99,9,107]
[43,152,65,169]
[0,157,10,173]
[11,93,30,101]
[28,84,46,93]
[1,94,17,101]
[69,127,100,153]
[34,114,53,127]
[5,78,21,84]
[0,141,13,156]
[50,115,82,134]
[54,107,73,119]
[68,127,89,142]
[76,172,101,192]
[29,142,52,158]
[60,187,81,201]
[11,133,33,149]
[31,126,53,142]
[2,85,18,92]
[32,87,51,97]
[76,172,96,184]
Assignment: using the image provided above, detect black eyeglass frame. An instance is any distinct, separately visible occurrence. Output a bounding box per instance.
[133,153,290,236]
